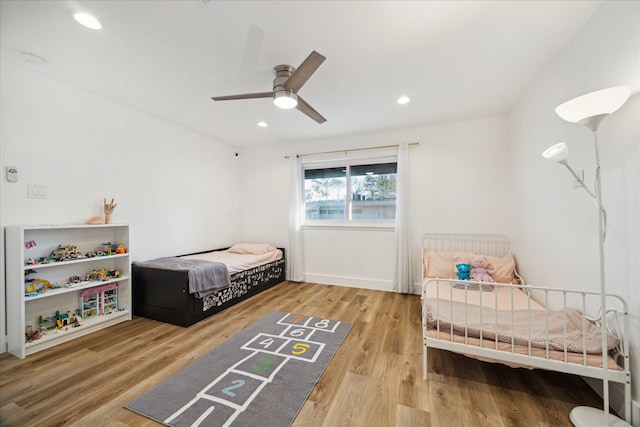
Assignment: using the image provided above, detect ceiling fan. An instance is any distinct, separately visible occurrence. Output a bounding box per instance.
[212,50,327,123]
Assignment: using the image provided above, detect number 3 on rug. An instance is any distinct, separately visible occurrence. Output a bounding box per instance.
[252,357,273,372]
[222,379,245,397]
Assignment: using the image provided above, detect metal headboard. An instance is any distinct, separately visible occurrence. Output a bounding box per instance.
[422,233,511,257]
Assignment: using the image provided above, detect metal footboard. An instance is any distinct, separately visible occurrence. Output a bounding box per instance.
[421,278,630,422]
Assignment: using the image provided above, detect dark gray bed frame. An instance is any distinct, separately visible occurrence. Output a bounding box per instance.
[132,248,286,327]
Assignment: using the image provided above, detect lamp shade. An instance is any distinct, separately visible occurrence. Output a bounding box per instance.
[542,142,569,163]
[555,86,630,124]
[273,90,298,109]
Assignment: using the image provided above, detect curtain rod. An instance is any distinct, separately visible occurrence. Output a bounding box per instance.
[284,142,419,159]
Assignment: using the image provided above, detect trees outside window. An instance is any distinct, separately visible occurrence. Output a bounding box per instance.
[304,163,397,222]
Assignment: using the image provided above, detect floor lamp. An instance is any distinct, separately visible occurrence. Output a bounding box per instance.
[542,86,631,427]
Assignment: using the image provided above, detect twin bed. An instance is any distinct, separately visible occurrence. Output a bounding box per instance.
[132,243,285,327]
[421,233,631,423]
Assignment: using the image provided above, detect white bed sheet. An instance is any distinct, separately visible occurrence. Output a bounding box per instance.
[424,280,543,311]
[181,249,283,274]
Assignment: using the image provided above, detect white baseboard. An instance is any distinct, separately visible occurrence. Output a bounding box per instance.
[633,400,639,427]
[302,274,423,295]
[303,273,393,292]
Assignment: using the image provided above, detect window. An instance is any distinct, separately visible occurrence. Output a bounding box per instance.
[304,162,397,223]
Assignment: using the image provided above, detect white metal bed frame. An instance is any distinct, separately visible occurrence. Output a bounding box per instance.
[421,233,631,423]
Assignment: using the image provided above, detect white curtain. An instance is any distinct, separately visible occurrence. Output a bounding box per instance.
[393,142,413,293]
[288,155,305,282]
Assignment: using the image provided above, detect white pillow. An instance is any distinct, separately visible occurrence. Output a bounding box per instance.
[227,243,277,255]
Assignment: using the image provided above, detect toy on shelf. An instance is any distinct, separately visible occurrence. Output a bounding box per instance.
[25,241,129,266]
[49,244,85,262]
[87,216,105,224]
[99,242,127,255]
[26,309,82,342]
[84,268,120,282]
[25,325,43,342]
[65,267,120,288]
[24,269,59,296]
[55,310,82,330]
[67,275,90,288]
[103,198,117,224]
[79,283,119,317]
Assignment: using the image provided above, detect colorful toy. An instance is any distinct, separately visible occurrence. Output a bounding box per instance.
[55,311,82,330]
[79,283,119,317]
[49,244,85,262]
[25,268,58,296]
[455,263,471,280]
[28,309,82,342]
[25,325,43,342]
[469,255,495,282]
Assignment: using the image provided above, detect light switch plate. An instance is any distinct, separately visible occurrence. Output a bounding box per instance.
[28,184,48,199]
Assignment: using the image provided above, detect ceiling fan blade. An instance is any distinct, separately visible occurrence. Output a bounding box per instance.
[212,92,273,101]
[284,51,326,93]
[296,96,326,124]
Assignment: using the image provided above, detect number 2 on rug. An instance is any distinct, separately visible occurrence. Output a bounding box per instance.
[222,379,245,397]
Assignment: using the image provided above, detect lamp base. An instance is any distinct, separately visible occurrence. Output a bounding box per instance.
[570,406,631,427]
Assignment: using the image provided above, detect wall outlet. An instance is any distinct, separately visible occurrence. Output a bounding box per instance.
[6,166,18,182]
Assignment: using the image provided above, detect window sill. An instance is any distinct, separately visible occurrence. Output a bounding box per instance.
[302,222,395,231]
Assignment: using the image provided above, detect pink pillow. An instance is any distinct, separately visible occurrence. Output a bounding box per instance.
[453,252,517,283]
[423,250,456,278]
[227,243,277,255]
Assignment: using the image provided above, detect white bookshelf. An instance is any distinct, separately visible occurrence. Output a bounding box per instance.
[6,224,131,358]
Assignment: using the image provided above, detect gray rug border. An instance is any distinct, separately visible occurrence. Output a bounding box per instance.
[125,311,352,426]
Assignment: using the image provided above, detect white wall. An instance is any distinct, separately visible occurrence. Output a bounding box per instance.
[239,116,510,291]
[0,61,242,352]
[507,1,639,420]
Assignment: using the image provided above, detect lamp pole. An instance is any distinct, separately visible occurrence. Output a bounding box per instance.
[593,127,609,426]
[549,86,631,427]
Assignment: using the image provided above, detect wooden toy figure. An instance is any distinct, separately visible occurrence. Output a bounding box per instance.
[103,198,117,224]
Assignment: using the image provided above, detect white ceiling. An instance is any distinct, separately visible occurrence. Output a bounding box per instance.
[0,0,602,148]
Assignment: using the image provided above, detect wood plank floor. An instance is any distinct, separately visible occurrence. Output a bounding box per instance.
[0,281,604,426]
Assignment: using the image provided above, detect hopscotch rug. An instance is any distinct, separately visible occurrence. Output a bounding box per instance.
[125,311,352,426]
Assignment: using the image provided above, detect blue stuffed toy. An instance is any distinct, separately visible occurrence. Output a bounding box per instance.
[455,263,471,280]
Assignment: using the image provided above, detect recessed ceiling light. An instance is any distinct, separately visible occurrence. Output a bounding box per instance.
[257,121,269,127]
[397,96,411,105]
[74,12,102,30]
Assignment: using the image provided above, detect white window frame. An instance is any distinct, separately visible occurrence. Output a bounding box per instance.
[301,154,397,230]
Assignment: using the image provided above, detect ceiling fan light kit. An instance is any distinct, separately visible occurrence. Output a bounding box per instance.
[273,91,298,109]
[212,51,327,123]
